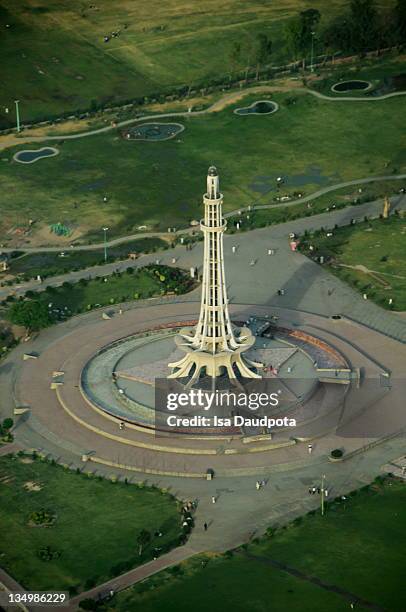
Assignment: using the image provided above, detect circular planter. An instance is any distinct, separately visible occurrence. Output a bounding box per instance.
[123,122,185,142]
[234,100,279,116]
[13,147,59,164]
[331,80,372,93]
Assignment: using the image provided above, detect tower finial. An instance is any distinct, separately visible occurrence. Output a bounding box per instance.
[207,166,220,200]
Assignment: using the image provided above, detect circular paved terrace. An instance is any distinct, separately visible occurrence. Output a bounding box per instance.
[81,320,348,435]
[12,300,405,478]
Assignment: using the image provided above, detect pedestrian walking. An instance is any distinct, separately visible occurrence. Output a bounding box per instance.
[256,481,261,490]
[308,443,313,454]
[204,522,208,531]
[211,495,216,504]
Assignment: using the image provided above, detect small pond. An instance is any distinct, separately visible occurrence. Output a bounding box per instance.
[331,80,371,93]
[13,147,59,164]
[234,100,279,115]
[124,123,184,141]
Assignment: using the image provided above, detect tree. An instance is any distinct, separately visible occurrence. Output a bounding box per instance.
[254,34,272,79]
[136,529,151,556]
[8,300,53,332]
[285,9,320,60]
[323,15,352,52]
[2,418,13,431]
[285,17,303,60]
[229,41,242,77]
[393,0,406,43]
[349,0,378,51]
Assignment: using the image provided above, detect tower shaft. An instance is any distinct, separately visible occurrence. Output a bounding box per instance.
[168,167,262,382]
[193,169,236,353]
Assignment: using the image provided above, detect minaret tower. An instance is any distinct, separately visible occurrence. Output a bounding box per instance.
[169,166,262,384]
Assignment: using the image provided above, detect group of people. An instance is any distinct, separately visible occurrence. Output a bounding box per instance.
[256,479,267,490]
[308,486,328,497]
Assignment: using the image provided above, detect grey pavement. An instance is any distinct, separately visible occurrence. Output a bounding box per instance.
[2,194,405,341]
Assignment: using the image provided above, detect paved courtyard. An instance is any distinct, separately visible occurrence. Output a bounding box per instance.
[0,199,405,608]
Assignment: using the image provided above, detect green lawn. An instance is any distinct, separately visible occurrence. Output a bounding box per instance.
[1,91,405,242]
[0,0,380,127]
[299,215,406,310]
[105,478,406,612]
[0,454,184,592]
[3,264,195,323]
[310,55,406,97]
[2,237,167,281]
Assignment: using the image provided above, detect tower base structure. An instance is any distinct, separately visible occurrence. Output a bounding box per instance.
[168,324,262,385]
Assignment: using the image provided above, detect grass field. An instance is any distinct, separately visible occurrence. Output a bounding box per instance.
[105,477,406,612]
[0,91,405,244]
[2,0,397,126]
[0,454,183,592]
[299,215,406,310]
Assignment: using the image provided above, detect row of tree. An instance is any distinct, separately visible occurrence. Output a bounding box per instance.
[230,0,406,77]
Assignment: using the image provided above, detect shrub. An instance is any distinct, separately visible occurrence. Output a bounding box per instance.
[331,448,343,459]
[37,546,61,561]
[2,418,13,430]
[28,509,56,526]
[84,577,97,590]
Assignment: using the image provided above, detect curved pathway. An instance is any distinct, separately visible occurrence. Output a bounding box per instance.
[0,177,405,254]
[2,84,405,153]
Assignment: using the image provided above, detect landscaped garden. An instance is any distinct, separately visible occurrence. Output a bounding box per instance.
[310,55,406,97]
[1,91,405,243]
[298,214,406,310]
[0,453,186,593]
[2,0,397,127]
[102,477,406,612]
[2,264,196,331]
[1,237,167,283]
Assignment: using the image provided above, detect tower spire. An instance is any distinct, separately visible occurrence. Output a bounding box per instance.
[168,167,262,384]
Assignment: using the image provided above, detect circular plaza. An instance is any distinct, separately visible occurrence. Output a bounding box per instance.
[81,318,349,437]
[12,298,390,478]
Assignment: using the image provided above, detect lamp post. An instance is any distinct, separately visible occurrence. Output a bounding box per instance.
[15,100,20,133]
[102,227,109,262]
[321,473,326,516]
[310,32,316,73]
